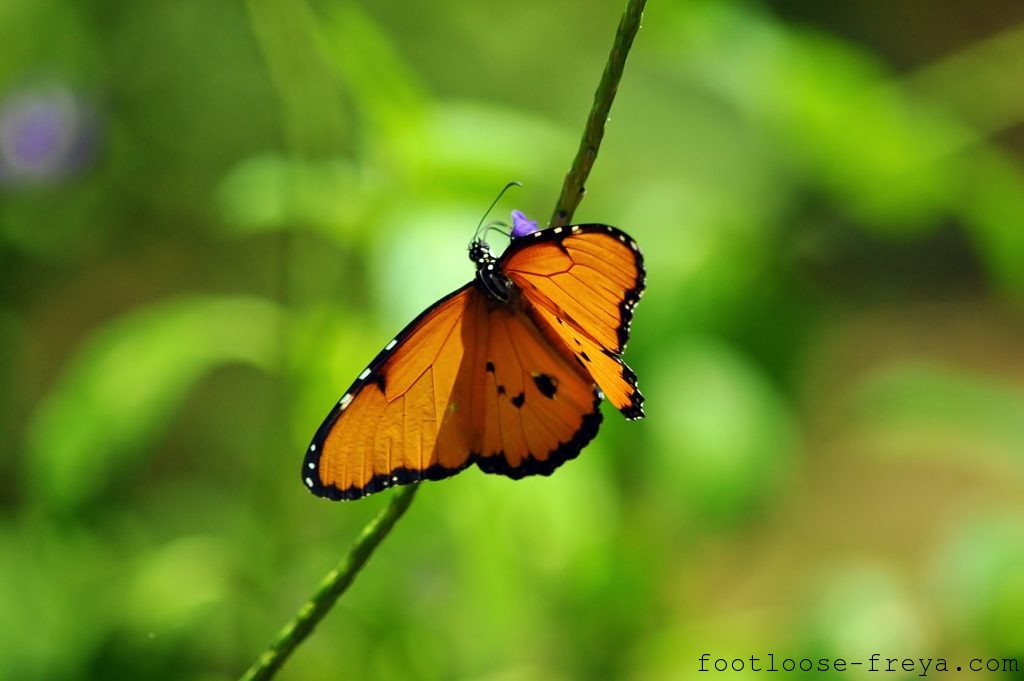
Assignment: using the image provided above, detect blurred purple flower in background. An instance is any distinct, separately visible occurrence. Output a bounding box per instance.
[0,85,98,186]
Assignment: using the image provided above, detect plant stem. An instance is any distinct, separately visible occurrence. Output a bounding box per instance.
[240,1,645,678]
[238,483,420,681]
[549,0,647,228]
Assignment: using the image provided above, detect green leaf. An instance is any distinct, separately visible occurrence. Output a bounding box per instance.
[25,295,283,512]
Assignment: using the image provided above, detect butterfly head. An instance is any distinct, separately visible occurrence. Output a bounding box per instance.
[466,238,489,266]
[469,238,513,302]
[469,203,536,303]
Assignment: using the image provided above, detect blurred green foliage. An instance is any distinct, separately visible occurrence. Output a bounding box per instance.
[2,0,1024,679]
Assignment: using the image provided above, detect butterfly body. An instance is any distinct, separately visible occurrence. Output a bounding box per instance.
[469,240,513,303]
[304,223,645,500]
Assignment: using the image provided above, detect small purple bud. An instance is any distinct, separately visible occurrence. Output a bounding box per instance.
[0,85,98,185]
[510,210,539,238]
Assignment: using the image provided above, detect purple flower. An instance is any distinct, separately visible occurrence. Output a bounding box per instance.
[0,85,97,185]
[510,209,539,238]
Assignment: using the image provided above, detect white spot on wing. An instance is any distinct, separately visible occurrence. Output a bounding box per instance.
[339,393,354,410]
[307,462,315,469]
[309,443,316,452]
[358,368,371,381]
[553,227,563,234]
[571,225,580,232]
[305,477,314,487]
[385,339,397,351]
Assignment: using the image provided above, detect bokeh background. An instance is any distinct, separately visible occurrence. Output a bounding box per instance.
[4,0,1024,679]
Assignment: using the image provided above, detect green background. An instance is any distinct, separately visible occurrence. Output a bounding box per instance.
[3,0,1024,679]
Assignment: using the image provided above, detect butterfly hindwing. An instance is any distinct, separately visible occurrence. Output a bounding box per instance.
[471,294,603,477]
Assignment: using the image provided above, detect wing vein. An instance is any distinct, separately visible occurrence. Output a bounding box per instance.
[502,313,549,455]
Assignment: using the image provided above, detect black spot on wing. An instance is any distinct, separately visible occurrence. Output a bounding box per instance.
[474,390,603,478]
[532,373,558,399]
[497,385,506,395]
[511,391,525,408]
[486,361,495,373]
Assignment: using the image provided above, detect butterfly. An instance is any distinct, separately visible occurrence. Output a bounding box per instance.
[303,209,645,500]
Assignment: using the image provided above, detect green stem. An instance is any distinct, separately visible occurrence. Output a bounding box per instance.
[239,2,646,678]
[549,0,647,227]
[238,484,420,681]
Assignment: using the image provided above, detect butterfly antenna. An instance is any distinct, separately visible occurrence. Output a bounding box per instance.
[483,222,511,239]
[473,181,522,241]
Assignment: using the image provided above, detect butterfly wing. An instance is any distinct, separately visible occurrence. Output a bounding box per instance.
[466,291,604,478]
[305,224,644,501]
[500,224,645,419]
[304,284,482,500]
[305,279,609,499]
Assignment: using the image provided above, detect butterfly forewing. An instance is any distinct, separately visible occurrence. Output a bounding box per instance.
[501,225,644,354]
[305,285,478,500]
[501,225,645,419]
[525,298,643,419]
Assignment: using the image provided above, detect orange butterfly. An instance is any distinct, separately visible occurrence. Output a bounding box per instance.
[303,210,644,500]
